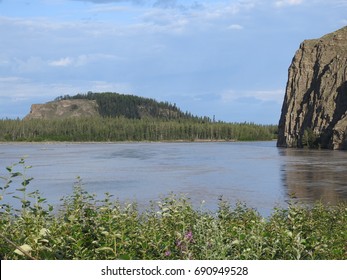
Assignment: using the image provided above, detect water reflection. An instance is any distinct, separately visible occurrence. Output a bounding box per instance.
[278,148,347,204]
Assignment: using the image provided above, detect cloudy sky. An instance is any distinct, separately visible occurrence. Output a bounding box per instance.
[0,0,346,123]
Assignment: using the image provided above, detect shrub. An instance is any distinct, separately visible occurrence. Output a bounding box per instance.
[1,160,346,260]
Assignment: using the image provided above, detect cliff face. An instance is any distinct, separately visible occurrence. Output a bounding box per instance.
[24,99,99,120]
[277,26,347,149]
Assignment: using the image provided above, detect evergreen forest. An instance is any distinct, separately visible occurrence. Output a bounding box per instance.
[0,117,277,142]
[54,92,199,120]
[0,92,277,142]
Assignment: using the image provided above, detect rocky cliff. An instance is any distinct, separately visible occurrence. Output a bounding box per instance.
[277,26,347,149]
[24,99,99,120]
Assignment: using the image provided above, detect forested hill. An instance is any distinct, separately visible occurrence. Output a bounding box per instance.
[1,91,278,142]
[54,92,205,121]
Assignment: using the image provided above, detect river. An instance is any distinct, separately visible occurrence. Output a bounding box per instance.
[1,141,347,216]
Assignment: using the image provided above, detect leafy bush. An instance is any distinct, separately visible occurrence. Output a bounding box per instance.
[302,128,320,148]
[1,159,346,260]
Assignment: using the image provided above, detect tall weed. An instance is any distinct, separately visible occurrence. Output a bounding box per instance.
[1,160,346,260]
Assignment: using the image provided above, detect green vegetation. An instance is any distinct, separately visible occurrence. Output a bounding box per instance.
[0,92,277,142]
[0,117,277,142]
[1,159,346,260]
[55,92,196,120]
[302,128,320,148]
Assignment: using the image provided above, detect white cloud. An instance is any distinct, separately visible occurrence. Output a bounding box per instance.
[0,75,132,98]
[134,1,257,35]
[49,57,73,67]
[0,76,75,101]
[24,54,122,69]
[275,0,303,7]
[197,2,246,21]
[139,7,189,34]
[53,54,120,67]
[78,53,122,66]
[0,15,126,40]
[71,0,203,10]
[227,24,244,30]
[88,80,133,93]
[0,16,70,32]
[87,4,130,13]
[0,1,255,39]
[70,0,143,4]
[0,76,24,83]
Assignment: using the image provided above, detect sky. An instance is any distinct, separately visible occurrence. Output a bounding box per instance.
[0,0,346,124]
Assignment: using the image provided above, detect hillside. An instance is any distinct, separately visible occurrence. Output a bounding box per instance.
[2,91,277,142]
[35,92,201,121]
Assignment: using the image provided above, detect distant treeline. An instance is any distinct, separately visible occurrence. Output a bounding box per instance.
[55,92,203,121]
[0,117,277,142]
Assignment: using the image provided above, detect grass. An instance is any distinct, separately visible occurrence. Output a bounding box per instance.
[0,159,346,260]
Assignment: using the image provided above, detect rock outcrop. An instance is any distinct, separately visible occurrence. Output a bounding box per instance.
[277,26,347,149]
[24,99,99,120]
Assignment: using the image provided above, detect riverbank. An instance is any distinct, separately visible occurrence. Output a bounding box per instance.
[0,139,235,144]
[0,139,279,146]
[1,184,346,260]
[1,156,346,260]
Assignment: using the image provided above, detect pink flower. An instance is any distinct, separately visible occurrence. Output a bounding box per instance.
[185,230,193,242]
[165,250,171,257]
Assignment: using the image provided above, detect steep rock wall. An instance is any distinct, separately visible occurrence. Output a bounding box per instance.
[277,26,347,149]
[24,99,99,120]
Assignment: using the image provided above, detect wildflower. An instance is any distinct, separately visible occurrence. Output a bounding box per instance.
[165,250,171,257]
[184,230,193,242]
[176,230,194,255]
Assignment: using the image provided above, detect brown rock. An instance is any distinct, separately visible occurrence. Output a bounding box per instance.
[277,26,347,149]
[24,99,99,120]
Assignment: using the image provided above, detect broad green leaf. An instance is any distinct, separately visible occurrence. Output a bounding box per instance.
[22,178,33,186]
[95,247,114,253]
[11,172,22,178]
[39,228,50,237]
[14,244,32,256]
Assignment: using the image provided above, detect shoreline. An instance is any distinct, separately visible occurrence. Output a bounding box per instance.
[0,139,277,145]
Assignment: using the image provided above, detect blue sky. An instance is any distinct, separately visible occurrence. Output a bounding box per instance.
[0,0,346,123]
